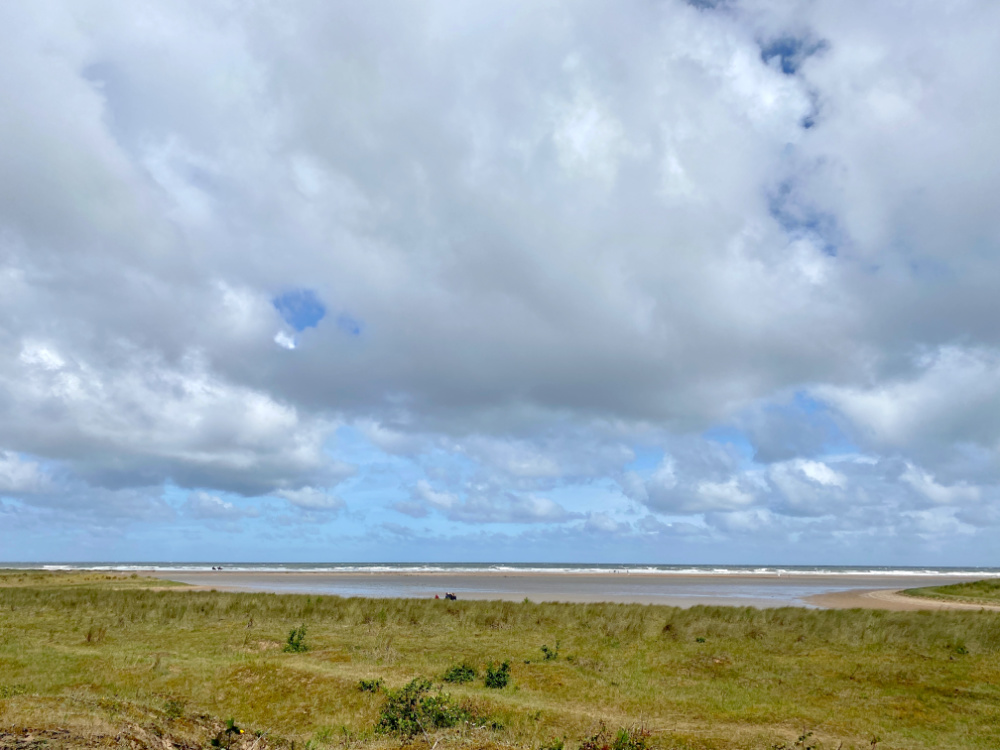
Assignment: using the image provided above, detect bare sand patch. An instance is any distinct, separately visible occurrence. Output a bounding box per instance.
[806,588,1000,611]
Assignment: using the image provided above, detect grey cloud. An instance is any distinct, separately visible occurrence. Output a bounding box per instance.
[817,347,1000,482]
[736,399,844,464]
[955,501,1000,528]
[14,484,177,525]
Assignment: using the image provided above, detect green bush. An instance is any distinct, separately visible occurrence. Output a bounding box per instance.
[376,678,472,738]
[484,661,511,689]
[358,678,384,693]
[541,640,560,660]
[442,662,477,683]
[283,624,307,653]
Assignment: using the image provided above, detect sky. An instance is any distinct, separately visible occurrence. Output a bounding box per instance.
[2,0,1000,565]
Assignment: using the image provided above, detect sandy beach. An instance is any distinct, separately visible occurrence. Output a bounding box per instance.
[141,569,987,609]
[805,587,1000,611]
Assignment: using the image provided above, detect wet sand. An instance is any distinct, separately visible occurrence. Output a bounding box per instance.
[141,569,986,609]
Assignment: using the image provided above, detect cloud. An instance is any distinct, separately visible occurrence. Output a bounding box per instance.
[900,464,980,506]
[0,452,48,494]
[2,1,1000,560]
[274,331,297,350]
[406,480,581,525]
[817,347,1000,467]
[183,491,259,520]
[3,341,331,495]
[277,487,346,513]
[584,512,632,536]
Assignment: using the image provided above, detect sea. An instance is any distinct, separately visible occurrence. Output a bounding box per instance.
[8,562,1000,576]
[6,563,999,607]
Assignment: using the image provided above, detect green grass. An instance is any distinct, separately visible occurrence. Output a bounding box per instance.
[2,571,1000,749]
[902,579,1000,606]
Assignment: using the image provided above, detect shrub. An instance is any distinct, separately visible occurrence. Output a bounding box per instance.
[358,678,384,693]
[442,662,477,683]
[376,678,471,738]
[283,624,308,653]
[541,640,560,660]
[611,727,653,750]
[484,661,511,689]
[579,724,652,750]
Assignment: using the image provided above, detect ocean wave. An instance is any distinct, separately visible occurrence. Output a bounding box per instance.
[18,563,1000,577]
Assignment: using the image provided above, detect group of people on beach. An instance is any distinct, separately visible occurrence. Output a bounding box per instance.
[435,592,458,600]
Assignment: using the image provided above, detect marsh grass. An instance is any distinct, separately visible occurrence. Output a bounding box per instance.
[1,571,1000,749]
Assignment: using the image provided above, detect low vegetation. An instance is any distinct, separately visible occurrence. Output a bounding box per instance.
[442,662,477,684]
[358,678,385,693]
[483,660,512,689]
[283,623,308,653]
[376,677,477,738]
[1,570,1000,749]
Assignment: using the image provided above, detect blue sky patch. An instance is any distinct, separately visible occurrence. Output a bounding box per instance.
[759,36,828,76]
[273,289,326,331]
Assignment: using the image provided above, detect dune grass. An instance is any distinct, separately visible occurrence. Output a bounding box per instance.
[902,578,1000,606]
[1,571,1000,749]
